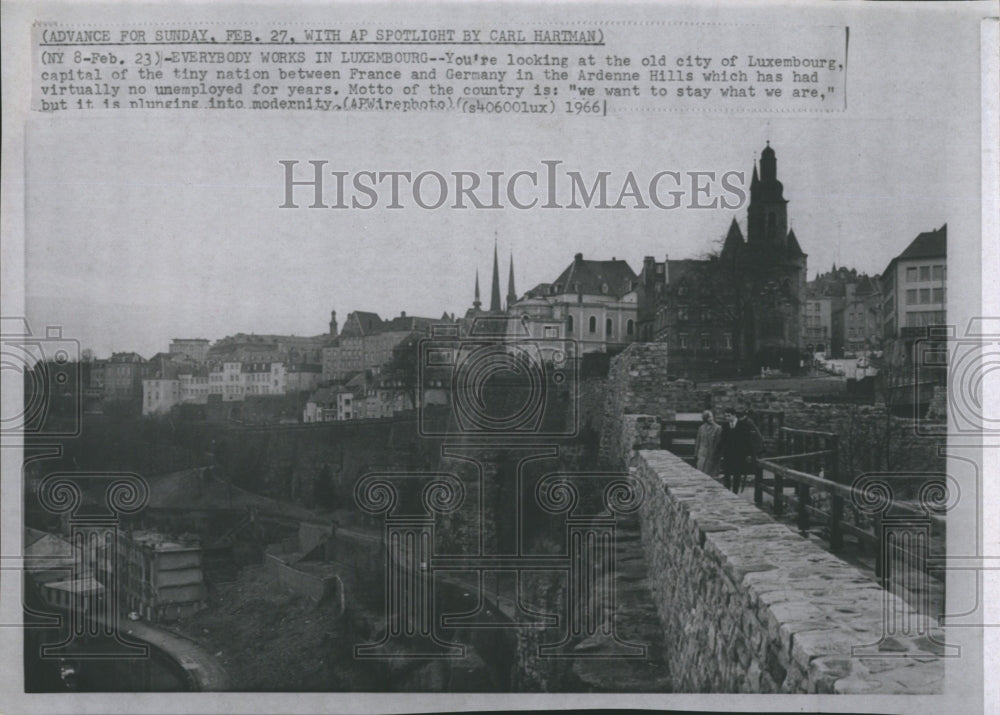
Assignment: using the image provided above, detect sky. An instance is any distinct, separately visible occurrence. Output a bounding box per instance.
[21,4,984,358]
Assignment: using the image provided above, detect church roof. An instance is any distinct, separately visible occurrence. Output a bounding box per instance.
[551,254,637,297]
[785,229,806,257]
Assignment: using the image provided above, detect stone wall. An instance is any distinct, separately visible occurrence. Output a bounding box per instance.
[597,343,945,481]
[265,552,342,603]
[598,344,709,463]
[632,445,944,694]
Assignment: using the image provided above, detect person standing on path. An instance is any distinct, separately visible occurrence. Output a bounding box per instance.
[694,409,723,476]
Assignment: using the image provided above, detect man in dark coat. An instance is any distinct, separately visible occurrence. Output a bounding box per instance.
[720,406,764,494]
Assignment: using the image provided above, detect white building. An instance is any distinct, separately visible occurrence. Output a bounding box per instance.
[512,253,639,354]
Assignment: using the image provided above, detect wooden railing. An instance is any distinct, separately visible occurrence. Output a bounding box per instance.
[753,427,945,590]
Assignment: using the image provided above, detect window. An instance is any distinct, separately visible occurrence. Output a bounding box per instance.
[679,334,689,349]
[724,334,732,349]
[932,287,944,303]
[626,319,634,336]
[906,267,918,282]
[656,264,664,274]
[906,289,917,305]
[601,283,609,294]
[920,288,930,304]
[544,326,558,338]
[588,316,597,333]
[932,265,944,280]
[567,315,574,333]
[677,307,688,321]
[700,334,711,349]
[677,286,688,296]
[606,318,613,336]
[920,266,931,281]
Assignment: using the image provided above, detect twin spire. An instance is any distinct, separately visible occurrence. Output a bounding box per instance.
[473,237,517,313]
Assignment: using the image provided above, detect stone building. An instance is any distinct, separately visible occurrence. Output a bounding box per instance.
[511,252,639,354]
[168,338,210,363]
[112,530,206,622]
[639,143,808,377]
[103,351,149,401]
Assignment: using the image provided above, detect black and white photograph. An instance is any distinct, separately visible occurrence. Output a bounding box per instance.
[1,1,997,713]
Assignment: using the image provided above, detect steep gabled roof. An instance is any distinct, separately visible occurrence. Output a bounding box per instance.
[786,229,806,257]
[341,311,383,337]
[551,254,637,297]
[898,224,947,261]
[882,224,947,277]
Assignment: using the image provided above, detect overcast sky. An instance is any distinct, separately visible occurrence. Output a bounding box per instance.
[23,3,984,358]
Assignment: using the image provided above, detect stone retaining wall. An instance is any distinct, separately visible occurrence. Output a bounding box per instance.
[629,443,944,694]
[265,553,341,603]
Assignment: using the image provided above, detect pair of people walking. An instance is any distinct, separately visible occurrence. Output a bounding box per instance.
[694,406,764,494]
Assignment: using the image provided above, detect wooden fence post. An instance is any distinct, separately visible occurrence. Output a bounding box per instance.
[797,483,810,533]
[830,494,844,551]
[774,467,784,514]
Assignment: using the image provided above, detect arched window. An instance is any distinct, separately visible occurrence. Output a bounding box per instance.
[567,315,574,333]
[588,316,597,333]
[606,318,613,336]
[626,319,635,336]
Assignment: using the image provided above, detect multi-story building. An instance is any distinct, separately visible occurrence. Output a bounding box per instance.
[804,297,835,355]
[113,530,206,622]
[242,361,286,396]
[178,370,210,403]
[840,279,882,355]
[321,311,440,381]
[512,253,639,355]
[103,352,148,401]
[168,338,210,363]
[285,362,323,393]
[881,224,947,341]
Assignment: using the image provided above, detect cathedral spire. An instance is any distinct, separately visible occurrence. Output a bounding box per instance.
[506,252,517,310]
[473,269,481,310]
[490,237,502,312]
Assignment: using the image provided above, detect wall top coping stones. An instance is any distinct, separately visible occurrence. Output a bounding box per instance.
[635,447,944,693]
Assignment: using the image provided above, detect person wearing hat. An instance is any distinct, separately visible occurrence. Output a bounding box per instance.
[721,405,764,493]
[693,409,723,476]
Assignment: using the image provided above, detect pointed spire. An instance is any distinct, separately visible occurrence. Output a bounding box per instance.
[490,237,502,313]
[506,251,517,309]
[751,162,760,188]
[473,269,482,310]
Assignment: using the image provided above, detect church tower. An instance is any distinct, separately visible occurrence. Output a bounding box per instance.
[473,270,482,311]
[489,239,502,313]
[747,142,789,247]
[506,252,517,310]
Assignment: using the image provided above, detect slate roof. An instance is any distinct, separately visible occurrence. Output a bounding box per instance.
[882,224,947,277]
[551,254,637,297]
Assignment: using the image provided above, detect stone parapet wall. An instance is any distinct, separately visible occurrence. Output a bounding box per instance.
[632,447,944,694]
